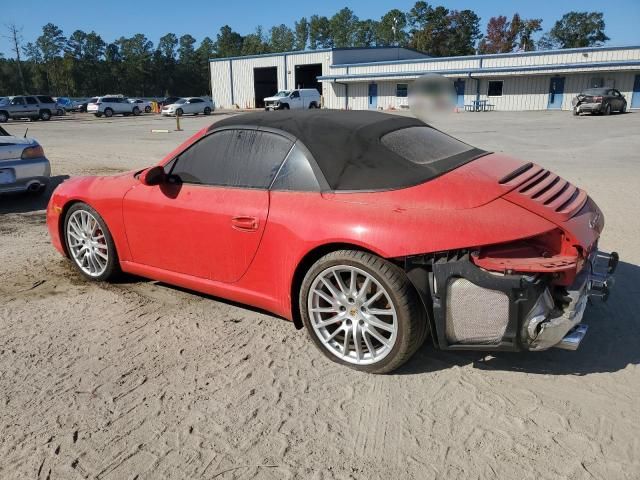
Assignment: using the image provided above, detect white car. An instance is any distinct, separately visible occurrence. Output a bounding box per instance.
[264,89,321,110]
[161,97,214,116]
[87,96,141,118]
[129,98,153,113]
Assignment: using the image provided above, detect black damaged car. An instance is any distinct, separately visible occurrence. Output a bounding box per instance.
[572,88,627,116]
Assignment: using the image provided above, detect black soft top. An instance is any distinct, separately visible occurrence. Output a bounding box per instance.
[212,110,485,191]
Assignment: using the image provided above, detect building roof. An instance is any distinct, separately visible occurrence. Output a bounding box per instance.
[212,110,485,191]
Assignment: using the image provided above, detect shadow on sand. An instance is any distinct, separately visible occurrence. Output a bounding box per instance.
[0,175,69,214]
[399,260,640,376]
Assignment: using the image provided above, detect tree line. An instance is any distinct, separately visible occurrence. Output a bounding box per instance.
[0,3,609,98]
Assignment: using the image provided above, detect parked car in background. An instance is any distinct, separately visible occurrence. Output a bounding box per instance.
[129,98,152,113]
[160,96,181,108]
[572,88,627,115]
[0,95,53,122]
[264,89,321,110]
[55,97,81,112]
[0,126,50,195]
[36,95,65,117]
[161,97,214,116]
[76,97,97,113]
[87,96,141,117]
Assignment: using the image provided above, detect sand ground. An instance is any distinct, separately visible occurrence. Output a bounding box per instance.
[1,110,639,479]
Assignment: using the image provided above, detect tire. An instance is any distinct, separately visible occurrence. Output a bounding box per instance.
[300,250,427,374]
[64,203,120,282]
[176,108,183,117]
[132,106,140,116]
[0,112,7,123]
[573,108,579,116]
[30,184,47,196]
[603,103,611,116]
[280,103,290,110]
[94,113,103,118]
[104,108,113,118]
[309,102,317,109]
[40,110,51,121]
[204,107,211,115]
[56,108,64,116]
[145,106,151,113]
[621,103,627,114]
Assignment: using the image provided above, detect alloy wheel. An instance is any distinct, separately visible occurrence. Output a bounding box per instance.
[66,210,109,277]
[307,265,398,365]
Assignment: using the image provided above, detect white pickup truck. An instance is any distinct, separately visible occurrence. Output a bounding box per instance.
[264,89,321,110]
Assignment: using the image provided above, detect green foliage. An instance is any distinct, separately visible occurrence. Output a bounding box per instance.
[541,11,609,49]
[0,6,609,96]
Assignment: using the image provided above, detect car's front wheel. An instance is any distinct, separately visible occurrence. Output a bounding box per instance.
[300,250,427,374]
[64,203,119,281]
[0,112,7,123]
[104,108,113,118]
[145,106,151,113]
[603,103,611,116]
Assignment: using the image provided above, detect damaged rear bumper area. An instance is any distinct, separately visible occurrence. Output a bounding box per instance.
[405,250,618,352]
[525,250,617,350]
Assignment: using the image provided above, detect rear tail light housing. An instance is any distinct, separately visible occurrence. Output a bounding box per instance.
[21,145,45,159]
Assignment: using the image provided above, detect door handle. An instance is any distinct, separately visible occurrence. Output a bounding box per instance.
[231,216,259,232]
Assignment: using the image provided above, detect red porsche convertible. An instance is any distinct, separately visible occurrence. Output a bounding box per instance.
[47,111,617,373]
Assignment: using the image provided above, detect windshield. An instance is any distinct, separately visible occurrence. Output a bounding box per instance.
[581,88,609,96]
[274,91,290,97]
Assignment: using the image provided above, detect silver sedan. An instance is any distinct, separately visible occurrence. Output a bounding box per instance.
[0,126,51,195]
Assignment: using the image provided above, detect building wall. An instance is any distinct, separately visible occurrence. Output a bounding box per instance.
[335,71,639,112]
[210,51,331,109]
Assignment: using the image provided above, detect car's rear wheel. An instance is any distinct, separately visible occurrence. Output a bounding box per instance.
[64,203,119,281]
[204,107,212,115]
[104,108,113,118]
[0,112,7,123]
[94,113,102,118]
[300,250,427,374]
[621,103,627,114]
[40,110,51,121]
[133,106,141,116]
[56,108,64,116]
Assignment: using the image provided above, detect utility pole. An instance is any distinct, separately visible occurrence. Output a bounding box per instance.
[6,23,27,93]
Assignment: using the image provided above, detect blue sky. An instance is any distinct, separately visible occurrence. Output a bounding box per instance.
[1,0,638,55]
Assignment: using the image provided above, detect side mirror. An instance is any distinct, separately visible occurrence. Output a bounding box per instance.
[139,166,165,186]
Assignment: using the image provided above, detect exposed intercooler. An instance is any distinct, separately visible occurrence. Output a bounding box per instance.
[445,278,510,344]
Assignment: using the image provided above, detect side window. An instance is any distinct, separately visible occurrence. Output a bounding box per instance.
[11,97,25,105]
[26,97,39,105]
[191,98,203,103]
[291,91,300,98]
[271,142,321,192]
[170,129,293,188]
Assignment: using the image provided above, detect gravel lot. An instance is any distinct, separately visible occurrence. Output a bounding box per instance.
[1,110,639,479]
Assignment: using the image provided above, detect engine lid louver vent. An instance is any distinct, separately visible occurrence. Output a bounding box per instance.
[500,163,587,219]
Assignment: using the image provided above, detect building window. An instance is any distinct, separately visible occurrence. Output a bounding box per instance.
[590,77,604,88]
[396,83,408,98]
[487,80,503,97]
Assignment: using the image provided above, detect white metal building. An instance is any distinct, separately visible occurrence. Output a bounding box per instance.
[210,45,640,111]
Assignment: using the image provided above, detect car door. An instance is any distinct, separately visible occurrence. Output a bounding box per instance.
[122,128,294,282]
[189,98,203,113]
[9,97,28,118]
[25,96,40,117]
[288,91,302,109]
